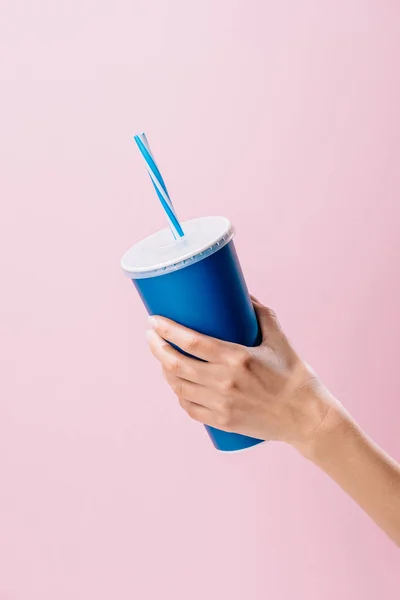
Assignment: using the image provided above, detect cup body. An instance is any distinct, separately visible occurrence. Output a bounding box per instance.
[121,217,264,452]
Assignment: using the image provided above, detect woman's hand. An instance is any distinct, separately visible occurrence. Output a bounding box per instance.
[145,298,339,456]
[146,297,400,545]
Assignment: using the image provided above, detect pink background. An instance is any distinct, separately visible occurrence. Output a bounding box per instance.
[1,1,400,598]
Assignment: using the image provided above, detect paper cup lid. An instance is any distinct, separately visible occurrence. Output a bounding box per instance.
[121,216,234,279]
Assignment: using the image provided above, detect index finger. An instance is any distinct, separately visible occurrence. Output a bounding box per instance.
[148,316,234,362]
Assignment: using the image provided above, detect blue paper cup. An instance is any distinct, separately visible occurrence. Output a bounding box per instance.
[121,216,264,452]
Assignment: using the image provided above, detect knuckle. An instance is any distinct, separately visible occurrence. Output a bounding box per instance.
[167,357,181,374]
[185,402,198,421]
[230,349,253,370]
[159,337,169,349]
[239,351,253,370]
[220,378,237,395]
[185,335,199,353]
[157,321,169,336]
[216,406,234,430]
[171,378,183,397]
[186,404,195,419]
[178,396,187,410]
[264,307,279,324]
[222,396,235,412]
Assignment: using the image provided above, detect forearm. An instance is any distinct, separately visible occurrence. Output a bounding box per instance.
[303,401,400,547]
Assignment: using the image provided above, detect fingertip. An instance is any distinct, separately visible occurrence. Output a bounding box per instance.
[148,315,176,336]
[146,328,166,347]
[148,315,161,329]
[145,328,156,341]
[145,329,159,348]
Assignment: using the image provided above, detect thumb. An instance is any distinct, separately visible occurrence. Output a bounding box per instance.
[252,302,283,346]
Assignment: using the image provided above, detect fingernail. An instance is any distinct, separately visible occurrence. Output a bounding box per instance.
[148,316,159,329]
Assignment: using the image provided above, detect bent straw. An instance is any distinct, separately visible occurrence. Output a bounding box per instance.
[134,133,184,239]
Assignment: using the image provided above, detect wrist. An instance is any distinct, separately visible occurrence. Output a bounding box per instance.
[290,380,350,462]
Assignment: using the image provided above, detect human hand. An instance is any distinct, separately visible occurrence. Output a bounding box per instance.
[146,297,338,455]
[146,298,400,546]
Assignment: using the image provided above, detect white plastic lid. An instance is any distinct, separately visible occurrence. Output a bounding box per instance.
[121,216,234,279]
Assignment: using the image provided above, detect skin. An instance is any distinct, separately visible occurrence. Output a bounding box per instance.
[146,297,400,547]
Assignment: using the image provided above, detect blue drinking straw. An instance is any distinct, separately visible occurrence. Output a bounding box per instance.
[134,133,184,239]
